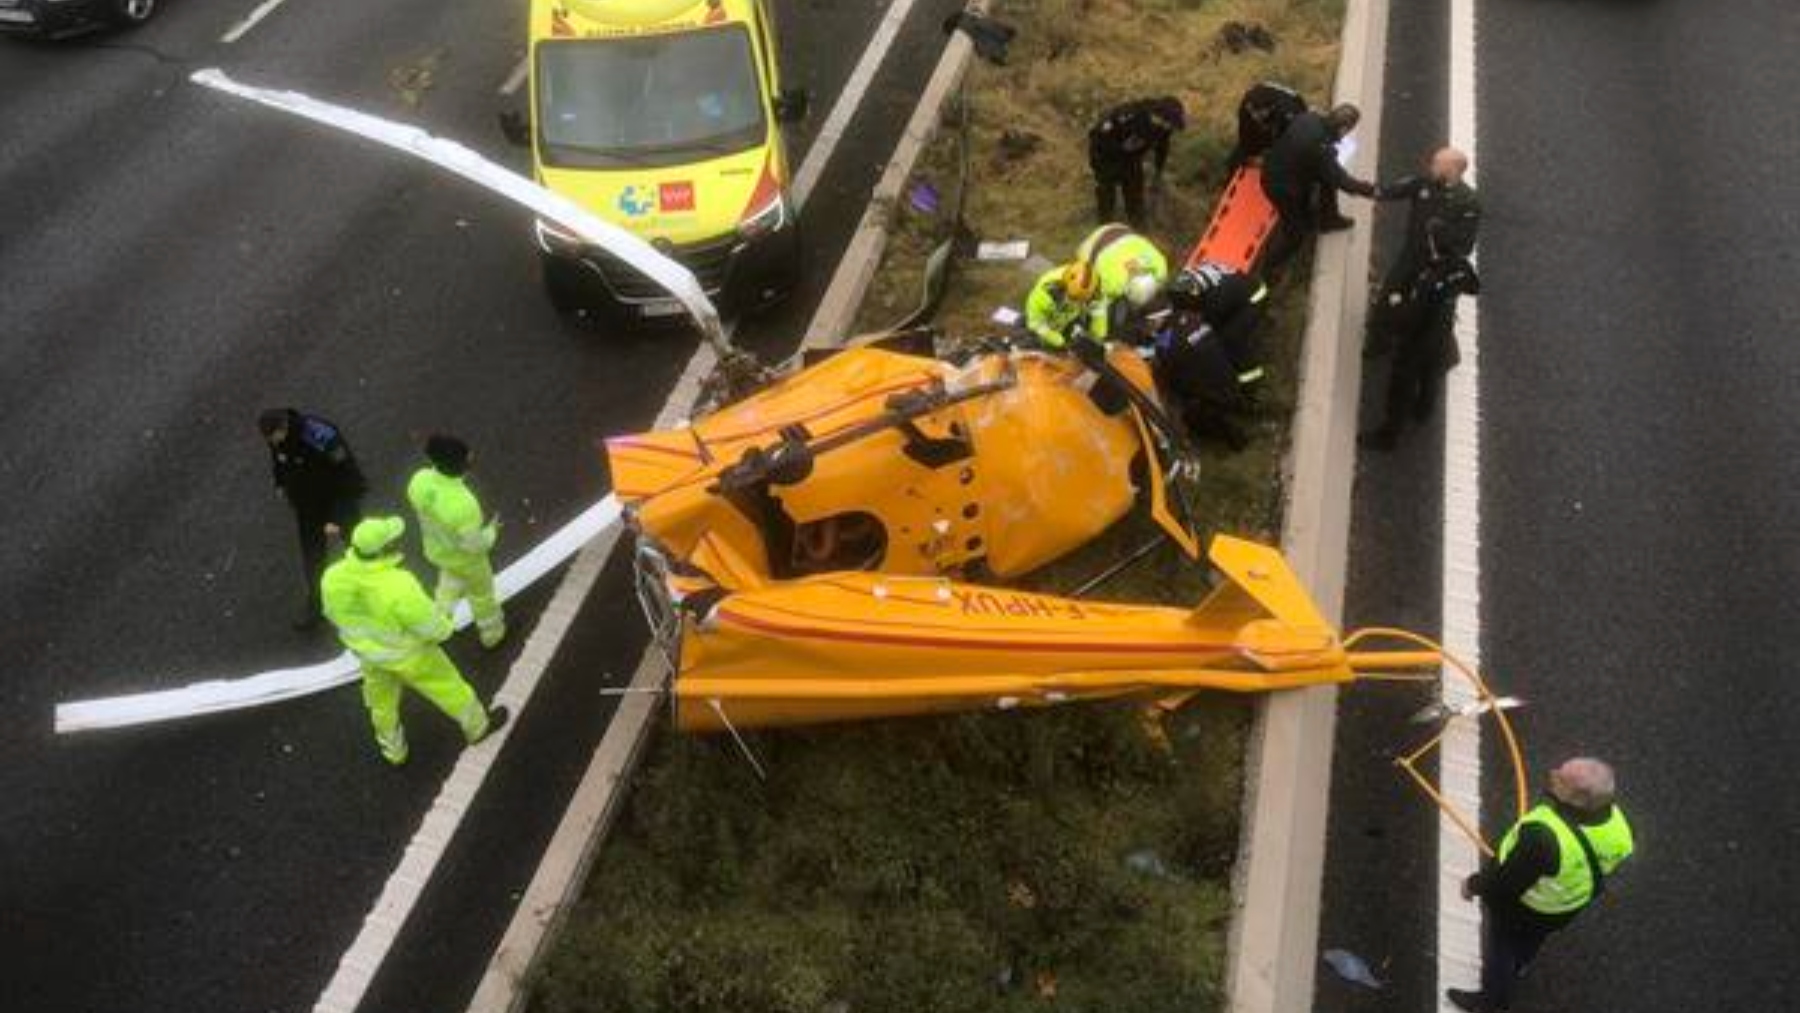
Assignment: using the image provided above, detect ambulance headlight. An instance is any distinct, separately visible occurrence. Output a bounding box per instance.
[737,192,789,242]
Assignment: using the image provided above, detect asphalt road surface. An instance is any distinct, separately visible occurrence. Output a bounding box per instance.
[1323,1,1800,1011]
[0,1,965,1010]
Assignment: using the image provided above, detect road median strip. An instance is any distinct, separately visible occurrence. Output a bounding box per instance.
[1228,2,1391,1011]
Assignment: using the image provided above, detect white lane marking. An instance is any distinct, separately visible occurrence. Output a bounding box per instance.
[790,0,923,208]
[311,1,903,993]
[1439,0,1484,1007]
[220,0,293,43]
[497,57,529,97]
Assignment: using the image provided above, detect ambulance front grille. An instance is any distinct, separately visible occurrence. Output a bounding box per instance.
[590,235,737,302]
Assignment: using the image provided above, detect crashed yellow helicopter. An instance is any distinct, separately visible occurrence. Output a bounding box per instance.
[608,337,1441,733]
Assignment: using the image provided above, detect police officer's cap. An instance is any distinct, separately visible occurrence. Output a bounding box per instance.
[1152,96,1187,130]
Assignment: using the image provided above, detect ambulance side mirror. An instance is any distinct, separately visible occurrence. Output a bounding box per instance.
[498,110,531,148]
[774,88,811,124]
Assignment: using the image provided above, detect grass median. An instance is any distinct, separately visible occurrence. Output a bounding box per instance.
[530,2,1343,1010]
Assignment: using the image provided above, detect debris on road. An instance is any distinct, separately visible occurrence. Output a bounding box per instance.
[388,49,443,108]
[1322,947,1385,990]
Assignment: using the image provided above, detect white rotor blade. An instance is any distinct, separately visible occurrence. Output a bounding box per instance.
[188,67,725,347]
[54,495,622,734]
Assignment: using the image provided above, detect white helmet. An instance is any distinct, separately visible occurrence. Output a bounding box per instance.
[1124,271,1161,308]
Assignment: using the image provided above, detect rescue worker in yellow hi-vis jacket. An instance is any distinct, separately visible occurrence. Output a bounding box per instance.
[321,517,508,766]
[1024,261,1100,350]
[1076,223,1169,342]
[407,434,506,649]
[1451,757,1635,1012]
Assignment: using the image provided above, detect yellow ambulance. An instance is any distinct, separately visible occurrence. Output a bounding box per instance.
[522,0,807,321]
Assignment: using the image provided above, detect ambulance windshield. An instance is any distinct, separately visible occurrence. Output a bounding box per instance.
[536,26,766,169]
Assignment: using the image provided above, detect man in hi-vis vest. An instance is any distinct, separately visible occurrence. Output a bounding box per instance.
[1450,757,1635,1012]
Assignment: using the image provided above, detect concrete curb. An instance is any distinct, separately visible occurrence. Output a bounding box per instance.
[801,3,987,350]
[461,16,993,1013]
[465,652,668,1013]
[1224,1,1390,1012]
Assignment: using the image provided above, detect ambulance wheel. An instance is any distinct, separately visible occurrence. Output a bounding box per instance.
[109,0,157,26]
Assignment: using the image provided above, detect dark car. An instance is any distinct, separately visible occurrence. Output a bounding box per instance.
[0,0,158,37]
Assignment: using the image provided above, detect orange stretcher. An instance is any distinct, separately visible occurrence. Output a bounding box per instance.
[1186,163,1278,274]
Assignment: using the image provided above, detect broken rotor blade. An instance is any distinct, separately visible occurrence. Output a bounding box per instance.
[187,67,727,351]
[1409,695,1525,725]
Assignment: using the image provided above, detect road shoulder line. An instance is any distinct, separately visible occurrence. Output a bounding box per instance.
[790,0,924,209]
[1437,0,1485,1006]
[463,650,669,1013]
[1225,1,1392,1011]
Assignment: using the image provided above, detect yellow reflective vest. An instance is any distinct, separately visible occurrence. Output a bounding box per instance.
[320,552,452,666]
[1075,226,1168,340]
[1024,267,1091,349]
[1498,802,1635,915]
[407,467,497,572]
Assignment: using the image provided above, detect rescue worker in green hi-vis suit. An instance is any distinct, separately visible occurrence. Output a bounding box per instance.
[407,434,506,649]
[321,516,508,766]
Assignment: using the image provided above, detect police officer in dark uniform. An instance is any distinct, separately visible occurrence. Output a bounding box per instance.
[1228,81,1307,169]
[1360,252,1480,450]
[1361,147,1482,449]
[1259,103,1376,272]
[1167,262,1272,401]
[259,408,367,629]
[1367,146,1482,353]
[1129,289,1255,452]
[1088,96,1186,229]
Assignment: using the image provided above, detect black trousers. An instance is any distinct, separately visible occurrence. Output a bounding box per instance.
[1091,154,1148,228]
[1383,333,1441,431]
[1215,305,1266,382]
[1158,346,1249,451]
[1261,181,1345,273]
[1377,302,1457,435]
[1483,911,1555,1008]
[293,495,364,612]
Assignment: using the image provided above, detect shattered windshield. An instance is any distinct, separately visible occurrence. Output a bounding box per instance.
[535,28,766,169]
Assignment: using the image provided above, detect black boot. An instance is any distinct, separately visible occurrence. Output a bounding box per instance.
[1446,988,1499,1013]
[1318,213,1356,234]
[471,705,511,746]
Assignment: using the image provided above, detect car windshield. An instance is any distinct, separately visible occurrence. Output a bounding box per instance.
[535,28,766,169]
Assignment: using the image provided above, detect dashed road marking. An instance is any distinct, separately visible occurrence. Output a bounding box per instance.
[497,57,528,97]
[220,0,293,43]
